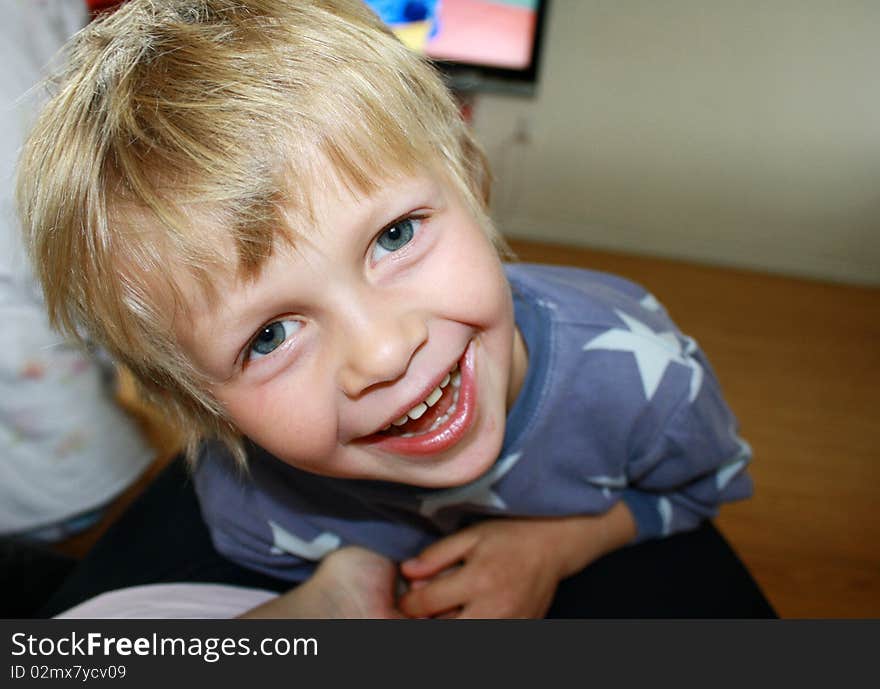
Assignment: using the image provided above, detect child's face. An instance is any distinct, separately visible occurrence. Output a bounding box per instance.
[175,165,527,488]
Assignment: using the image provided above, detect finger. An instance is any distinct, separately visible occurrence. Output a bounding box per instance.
[455,597,515,620]
[435,607,463,619]
[454,588,554,620]
[398,568,470,618]
[454,599,517,620]
[401,529,480,579]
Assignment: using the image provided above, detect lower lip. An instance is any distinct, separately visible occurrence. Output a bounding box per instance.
[361,341,477,457]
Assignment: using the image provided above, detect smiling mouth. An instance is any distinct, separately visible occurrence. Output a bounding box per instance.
[379,364,461,438]
[358,341,477,456]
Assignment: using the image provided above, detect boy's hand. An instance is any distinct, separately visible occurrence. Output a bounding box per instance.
[239,546,405,619]
[398,518,562,618]
[398,503,637,619]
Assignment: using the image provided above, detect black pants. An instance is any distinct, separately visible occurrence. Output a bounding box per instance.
[32,458,775,619]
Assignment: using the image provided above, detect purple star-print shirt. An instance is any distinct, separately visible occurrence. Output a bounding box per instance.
[194,263,753,582]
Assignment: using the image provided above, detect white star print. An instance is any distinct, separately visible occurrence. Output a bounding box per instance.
[583,310,704,402]
[418,452,522,518]
[268,520,340,560]
[585,473,628,499]
[658,497,673,536]
[585,474,628,488]
[716,435,752,491]
[640,293,662,312]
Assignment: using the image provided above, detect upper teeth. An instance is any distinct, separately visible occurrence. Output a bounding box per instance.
[389,365,460,428]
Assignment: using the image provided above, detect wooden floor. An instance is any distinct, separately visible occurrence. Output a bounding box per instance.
[508,239,880,618]
[56,238,879,618]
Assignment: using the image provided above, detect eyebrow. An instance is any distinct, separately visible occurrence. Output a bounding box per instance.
[187,174,446,372]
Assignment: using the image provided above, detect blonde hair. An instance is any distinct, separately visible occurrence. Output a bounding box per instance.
[17,0,505,466]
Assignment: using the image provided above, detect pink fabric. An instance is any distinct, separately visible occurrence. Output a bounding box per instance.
[55,584,278,619]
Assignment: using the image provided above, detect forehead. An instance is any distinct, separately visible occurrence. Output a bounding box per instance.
[118,154,417,283]
[157,162,452,314]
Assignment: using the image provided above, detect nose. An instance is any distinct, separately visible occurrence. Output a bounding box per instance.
[336,296,428,398]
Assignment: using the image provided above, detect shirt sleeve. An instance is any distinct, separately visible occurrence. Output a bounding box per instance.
[620,344,753,542]
[193,447,319,583]
[193,442,439,582]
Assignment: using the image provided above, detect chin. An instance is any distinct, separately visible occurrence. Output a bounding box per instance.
[404,410,506,489]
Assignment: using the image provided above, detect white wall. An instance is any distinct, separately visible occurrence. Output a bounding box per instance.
[471,0,880,285]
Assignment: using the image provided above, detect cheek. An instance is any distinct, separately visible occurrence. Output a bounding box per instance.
[431,226,510,323]
[216,377,338,464]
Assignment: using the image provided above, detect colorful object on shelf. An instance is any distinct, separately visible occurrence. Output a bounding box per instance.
[365,0,440,52]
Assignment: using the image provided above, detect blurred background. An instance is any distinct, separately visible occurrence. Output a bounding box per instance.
[472,0,879,286]
[2,0,877,618]
[460,0,880,617]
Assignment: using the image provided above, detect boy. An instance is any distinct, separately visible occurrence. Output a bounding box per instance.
[18,0,752,618]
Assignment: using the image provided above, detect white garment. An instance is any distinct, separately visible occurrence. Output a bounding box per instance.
[0,0,153,536]
[55,584,278,619]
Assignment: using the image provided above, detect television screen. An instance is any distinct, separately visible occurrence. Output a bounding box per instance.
[364,0,549,94]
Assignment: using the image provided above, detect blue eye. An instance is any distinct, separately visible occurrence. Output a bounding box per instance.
[372,217,421,262]
[248,319,301,360]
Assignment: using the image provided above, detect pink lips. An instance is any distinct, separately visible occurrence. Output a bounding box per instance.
[359,341,477,457]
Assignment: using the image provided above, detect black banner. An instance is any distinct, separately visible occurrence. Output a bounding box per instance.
[2,620,876,686]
